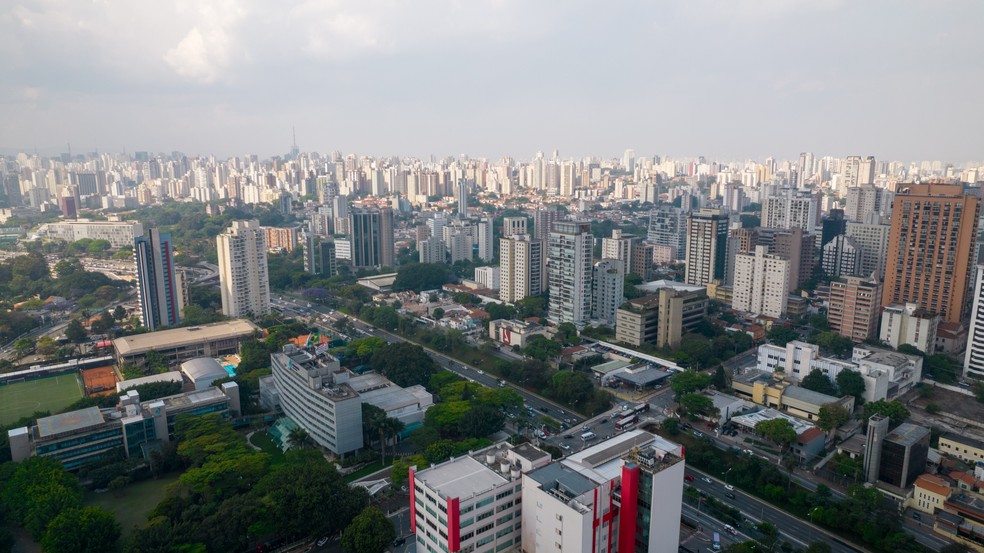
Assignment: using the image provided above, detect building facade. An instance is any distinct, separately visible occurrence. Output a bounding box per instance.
[684,209,728,287]
[591,259,624,326]
[882,184,980,325]
[732,245,790,318]
[217,220,271,318]
[615,284,707,349]
[881,303,939,354]
[350,207,395,269]
[547,221,594,324]
[134,228,180,331]
[828,276,882,343]
[499,235,545,304]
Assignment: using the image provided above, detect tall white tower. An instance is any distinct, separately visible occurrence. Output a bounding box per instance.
[217,220,271,318]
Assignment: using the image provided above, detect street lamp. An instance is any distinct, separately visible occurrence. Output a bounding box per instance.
[724,467,734,486]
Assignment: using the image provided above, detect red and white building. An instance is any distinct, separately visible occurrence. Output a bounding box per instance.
[521,430,685,553]
[411,442,551,553]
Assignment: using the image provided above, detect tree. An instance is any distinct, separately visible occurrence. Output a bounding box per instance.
[711,366,730,389]
[835,369,866,403]
[670,371,711,399]
[432,307,444,320]
[40,506,121,553]
[340,507,395,553]
[13,337,35,357]
[523,335,562,361]
[391,455,428,487]
[801,369,838,397]
[112,305,127,322]
[662,418,681,435]
[36,336,57,358]
[809,331,854,356]
[754,419,797,452]
[863,400,910,428]
[458,405,505,439]
[393,263,451,292]
[144,349,169,373]
[817,404,850,432]
[679,393,719,420]
[287,427,313,450]
[369,343,437,388]
[65,319,87,345]
[767,325,799,347]
[554,322,578,346]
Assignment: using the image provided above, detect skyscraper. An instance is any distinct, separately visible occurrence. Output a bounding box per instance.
[601,229,634,276]
[845,185,891,223]
[964,265,984,379]
[134,229,180,330]
[762,189,819,233]
[882,184,980,325]
[476,217,494,261]
[591,259,624,325]
[648,205,687,261]
[217,220,271,318]
[457,179,468,218]
[846,213,891,280]
[350,208,395,269]
[499,235,545,304]
[502,216,528,237]
[533,206,561,241]
[684,209,728,287]
[547,221,593,324]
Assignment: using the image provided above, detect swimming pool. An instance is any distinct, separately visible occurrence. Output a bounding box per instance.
[223,365,236,377]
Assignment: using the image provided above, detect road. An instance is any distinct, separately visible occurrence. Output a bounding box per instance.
[272,295,586,426]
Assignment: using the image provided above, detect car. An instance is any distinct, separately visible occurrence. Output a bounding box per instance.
[393,536,407,546]
[724,484,734,491]
[693,431,704,438]
[600,419,609,424]
[724,524,738,536]
[560,443,571,450]
[701,477,712,484]
[564,434,573,439]
[743,449,753,455]
[725,492,736,500]
[685,475,695,482]
[912,512,922,521]
[317,537,330,546]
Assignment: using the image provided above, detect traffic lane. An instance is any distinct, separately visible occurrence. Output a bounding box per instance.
[681,503,751,549]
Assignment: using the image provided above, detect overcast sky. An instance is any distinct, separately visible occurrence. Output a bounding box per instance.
[2,0,982,163]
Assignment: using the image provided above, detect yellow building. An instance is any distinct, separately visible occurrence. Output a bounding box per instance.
[939,433,984,464]
[730,370,854,423]
[911,474,951,514]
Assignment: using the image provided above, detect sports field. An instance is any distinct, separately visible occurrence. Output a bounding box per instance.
[0,374,84,426]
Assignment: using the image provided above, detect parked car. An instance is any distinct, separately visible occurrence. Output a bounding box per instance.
[560,443,571,451]
[393,536,407,546]
[317,537,330,546]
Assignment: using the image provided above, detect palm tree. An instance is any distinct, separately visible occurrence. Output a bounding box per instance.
[381,417,405,461]
[287,427,313,450]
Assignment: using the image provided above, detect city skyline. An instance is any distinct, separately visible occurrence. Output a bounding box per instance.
[2,1,982,161]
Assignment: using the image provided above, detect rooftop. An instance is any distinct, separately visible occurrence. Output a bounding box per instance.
[37,407,106,439]
[637,280,704,294]
[591,360,630,375]
[886,423,930,447]
[113,319,260,355]
[731,408,816,436]
[116,370,183,393]
[943,433,984,451]
[782,385,843,406]
[733,368,775,385]
[415,453,508,500]
[180,357,227,382]
[156,386,229,411]
[613,365,672,387]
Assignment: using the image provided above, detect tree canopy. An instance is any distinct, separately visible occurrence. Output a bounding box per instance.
[341,507,395,553]
[835,370,866,403]
[369,342,437,388]
[801,369,839,397]
[393,263,451,292]
[863,400,910,428]
[754,418,797,449]
[670,371,711,399]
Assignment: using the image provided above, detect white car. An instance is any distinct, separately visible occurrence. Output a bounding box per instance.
[560,443,571,451]
[724,484,734,491]
[700,477,712,484]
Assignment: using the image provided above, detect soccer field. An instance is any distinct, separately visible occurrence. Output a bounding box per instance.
[0,373,84,426]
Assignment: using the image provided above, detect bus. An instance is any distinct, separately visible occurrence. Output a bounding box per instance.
[615,414,638,431]
[632,403,650,415]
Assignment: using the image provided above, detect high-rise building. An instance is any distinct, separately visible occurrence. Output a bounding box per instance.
[418,236,446,264]
[499,235,545,304]
[262,226,298,252]
[533,206,561,241]
[821,209,847,247]
[591,259,624,325]
[882,184,980,325]
[630,243,655,280]
[547,221,593,324]
[684,209,728,287]
[845,213,891,280]
[457,179,468,218]
[303,234,338,277]
[217,220,271,318]
[649,205,687,261]
[964,265,984,379]
[601,229,635,276]
[725,227,758,286]
[821,235,861,278]
[350,208,395,268]
[845,185,891,223]
[732,245,790,318]
[762,189,819,233]
[448,232,473,264]
[476,217,494,261]
[502,216,527,237]
[772,228,815,291]
[615,283,707,349]
[828,276,882,343]
[134,229,180,331]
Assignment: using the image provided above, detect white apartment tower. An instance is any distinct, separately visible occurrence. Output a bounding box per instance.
[499,235,545,303]
[476,217,494,262]
[217,219,271,318]
[548,221,594,324]
[601,229,634,277]
[502,216,528,238]
[732,245,790,318]
[964,265,984,378]
[591,259,625,326]
[762,190,819,233]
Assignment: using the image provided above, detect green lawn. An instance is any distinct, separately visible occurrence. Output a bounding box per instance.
[85,473,180,537]
[0,373,83,425]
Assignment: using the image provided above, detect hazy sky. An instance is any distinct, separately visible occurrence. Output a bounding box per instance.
[2,0,982,162]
